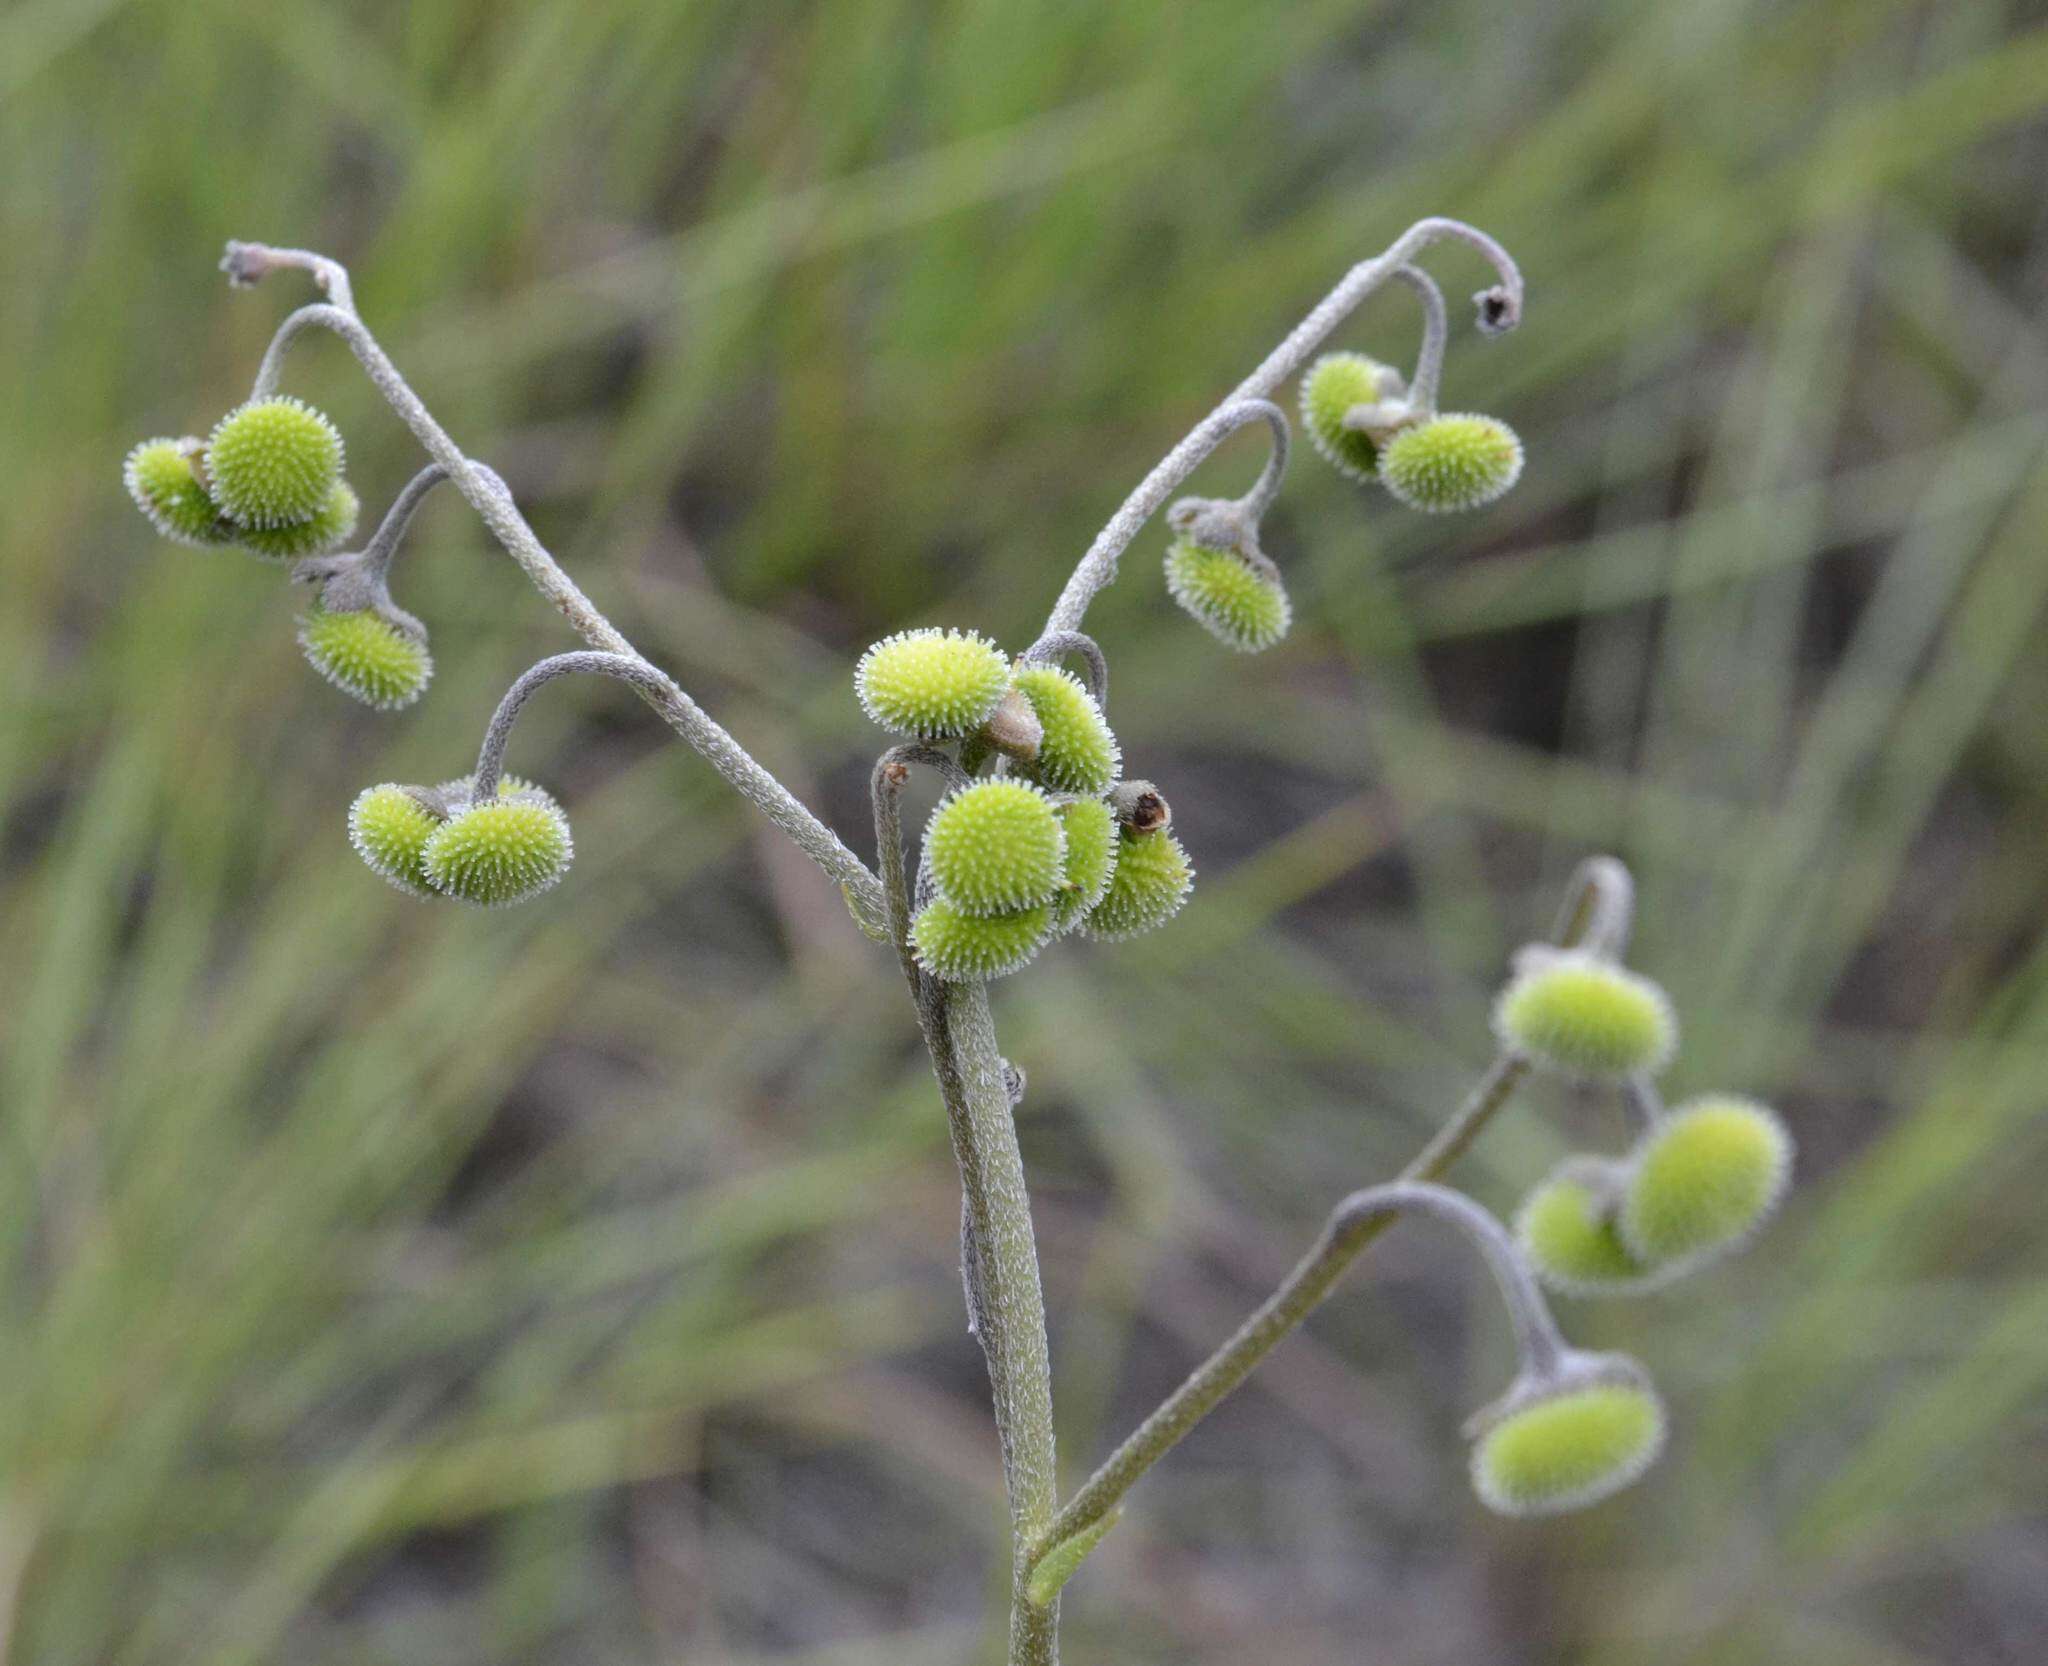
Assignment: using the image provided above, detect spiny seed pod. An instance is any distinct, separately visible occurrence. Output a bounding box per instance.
[1301,352,1406,481]
[1163,536,1291,653]
[422,793,574,907]
[1516,1161,1663,1297]
[238,481,360,561]
[911,897,1053,983]
[1081,825,1193,941]
[206,396,345,528]
[1011,665,1120,795]
[123,438,234,546]
[1377,413,1524,514]
[1493,949,1676,1080]
[925,780,1067,917]
[1469,1378,1666,1517]
[348,784,444,898]
[855,627,1010,738]
[1621,1096,1793,1272]
[298,605,434,711]
[1051,796,1119,933]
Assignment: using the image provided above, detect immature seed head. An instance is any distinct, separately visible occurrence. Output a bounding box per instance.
[1081,824,1193,941]
[1051,796,1119,932]
[299,605,434,711]
[1163,535,1291,653]
[348,784,445,898]
[1516,1160,1663,1297]
[1621,1096,1793,1272]
[1377,413,1524,514]
[422,793,574,907]
[206,396,344,528]
[238,481,360,561]
[123,438,233,546]
[1011,665,1120,795]
[1301,352,1407,481]
[1469,1371,1666,1517]
[855,627,1010,738]
[911,897,1053,982]
[925,779,1067,917]
[1493,948,1676,1080]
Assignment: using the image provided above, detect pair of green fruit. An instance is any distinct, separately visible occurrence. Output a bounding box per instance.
[124,399,434,711]
[350,777,574,908]
[854,629,1194,977]
[1300,351,1524,513]
[1494,949,1794,1294]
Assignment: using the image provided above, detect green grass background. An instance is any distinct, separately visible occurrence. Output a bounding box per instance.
[5,0,2048,1660]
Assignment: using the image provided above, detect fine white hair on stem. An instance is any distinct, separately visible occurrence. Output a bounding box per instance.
[224,248,885,917]
[470,651,675,802]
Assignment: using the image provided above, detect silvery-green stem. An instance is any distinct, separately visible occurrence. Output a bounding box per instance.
[1555,854,1634,959]
[1036,855,1606,1569]
[1036,217,1521,644]
[471,652,674,801]
[1622,1073,1667,1131]
[1391,263,1450,416]
[1017,631,1109,706]
[225,247,884,919]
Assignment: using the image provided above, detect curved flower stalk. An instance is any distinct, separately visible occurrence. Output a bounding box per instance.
[122,222,1800,1666]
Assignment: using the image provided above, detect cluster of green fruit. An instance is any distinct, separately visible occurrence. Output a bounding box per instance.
[856,628,1192,979]
[1300,351,1524,512]
[348,776,574,909]
[123,399,432,711]
[1495,947,1795,1296]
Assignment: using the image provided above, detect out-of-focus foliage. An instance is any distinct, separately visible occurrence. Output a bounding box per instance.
[5,0,2048,1661]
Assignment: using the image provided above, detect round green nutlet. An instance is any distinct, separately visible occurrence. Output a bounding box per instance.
[1493,950,1676,1080]
[348,783,443,898]
[1301,352,1404,481]
[1516,1166,1663,1297]
[1470,1382,1666,1516]
[911,897,1053,982]
[1163,536,1291,653]
[1081,826,1193,942]
[298,606,434,711]
[237,480,360,560]
[924,780,1067,917]
[1377,412,1524,514]
[1011,665,1120,795]
[1621,1096,1793,1271]
[123,438,234,546]
[855,627,1011,738]
[422,795,574,908]
[1051,796,1119,932]
[206,396,345,528]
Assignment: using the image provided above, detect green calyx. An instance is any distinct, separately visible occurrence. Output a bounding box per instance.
[1493,950,1676,1080]
[925,779,1067,917]
[1011,665,1120,795]
[348,784,444,898]
[1081,825,1192,941]
[238,480,360,560]
[1163,536,1291,653]
[856,627,1010,738]
[1516,1164,1661,1297]
[1377,412,1523,514]
[1470,1381,1666,1517]
[298,605,434,711]
[1301,351,1404,481]
[124,438,234,546]
[207,396,345,528]
[1051,796,1119,932]
[1621,1096,1793,1271]
[911,897,1053,982]
[422,793,574,907]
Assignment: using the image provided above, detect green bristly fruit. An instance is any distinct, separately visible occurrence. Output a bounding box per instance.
[123,438,234,546]
[1051,796,1119,932]
[1470,1382,1665,1517]
[1081,826,1192,941]
[1163,536,1291,653]
[347,784,444,898]
[1517,1167,1662,1296]
[910,897,1053,982]
[924,779,1067,917]
[1300,351,1403,481]
[1493,951,1676,1079]
[855,627,1010,738]
[422,795,574,907]
[238,480,360,560]
[206,396,344,528]
[1377,412,1524,513]
[1011,665,1120,795]
[298,606,434,711]
[1621,1096,1793,1271]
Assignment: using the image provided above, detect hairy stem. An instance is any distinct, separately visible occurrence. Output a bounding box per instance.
[227,251,883,918]
[471,651,674,800]
[1036,855,1610,1564]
